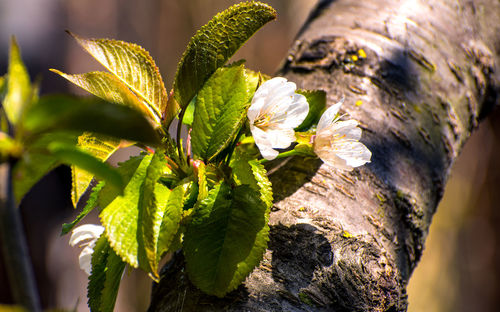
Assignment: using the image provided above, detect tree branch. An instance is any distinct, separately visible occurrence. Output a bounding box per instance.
[149,0,500,310]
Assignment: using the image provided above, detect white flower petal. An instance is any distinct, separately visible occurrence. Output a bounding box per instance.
[258,145,280,160]
[315,148,354,170]
[332,140,371,167]
[279,93,309,128]
[317,98,344,132]
[69,224,104,247]
[78,246,94,275]
[69,224,104,275]
[265,127,296,149]
[254,77,288,99]
[247,97,265,123]
[251,125,293,160]
[248,77,310,159]
[314,99,371,171]
[259,78,295,109]
[331,120,362,141]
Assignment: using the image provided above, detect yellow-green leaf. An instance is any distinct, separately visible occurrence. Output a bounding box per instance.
[68,32,168,126]
[173,1,276,109]
[295,90,326,131]
[184,182,270,297]
[71,133,121,208]
[23,95,161,146]
[0,132,22,161]
[140,150,169,277]
[88,235,125,312]
[99,155,171,273]
[3,37,31,126]
[50,70,160,123]
[12,151,58,204]
[191,64,257,162]
[47,141,124,192]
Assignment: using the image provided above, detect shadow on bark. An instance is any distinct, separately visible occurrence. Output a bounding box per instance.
[267,157,323,203]
[269,224,333,292]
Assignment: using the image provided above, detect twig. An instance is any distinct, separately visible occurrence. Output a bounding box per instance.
[0,162,41,312]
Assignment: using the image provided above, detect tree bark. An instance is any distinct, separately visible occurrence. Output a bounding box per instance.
[148,0,500,311]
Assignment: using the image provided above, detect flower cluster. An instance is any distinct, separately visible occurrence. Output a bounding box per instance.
[248,77,371,170]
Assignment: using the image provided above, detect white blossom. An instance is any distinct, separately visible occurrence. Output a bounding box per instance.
[314,99,371,170]
[69,224,104,275]
[247,77,309,160]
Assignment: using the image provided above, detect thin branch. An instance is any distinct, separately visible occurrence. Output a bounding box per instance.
[0,161,41,312]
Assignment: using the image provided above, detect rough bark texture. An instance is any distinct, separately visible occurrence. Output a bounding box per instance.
[148,0,500,311]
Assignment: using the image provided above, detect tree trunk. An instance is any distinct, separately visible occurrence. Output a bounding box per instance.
[148,0,500,311]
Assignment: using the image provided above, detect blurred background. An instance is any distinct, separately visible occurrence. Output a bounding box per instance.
[0,0,498,311]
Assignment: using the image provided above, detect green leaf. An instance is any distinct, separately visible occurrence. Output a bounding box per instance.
[140,150,169,276]
[156,183,186,263]
[71,133,120,208]
[184,182,270,297]
[50,70,161,123]
[173,1,276,109]
[23,95,160,145]
[295,90,326,131]
[231,149,273,207]
[47,141,123,191]
[67,32,169,125]
[0,76,5,92]
[195,160,208,202]
[12,132,79,203]
[61,181,105,235]
[88,235,126,312]
[191,64,256,161]
[99,155,149,269]
[181,97,196,127]
[0,133,22,161]
[99,154,175,276]
[3,37,32,126]
[12,150,58,204]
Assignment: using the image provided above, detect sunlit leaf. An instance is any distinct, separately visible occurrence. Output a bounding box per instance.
[99,154,173,275]
[0,133,22,161]
[0,76,5,97]
[295,90,326,131]
[184,182,270,297]
[71,133,120,208]
[11,132,79,203]
[50,70,160,123]
[181,97,196,127]
[156,183,186,263]
[3,37,31,126]
[68,32,169,125]
[23,95,160,145]
[231,148,273,207]
[174,1,276,109]
[88,235,125,312]
[191,64,256,161]
[99,155,148,268]
[45,141,123,192]
[62,181,105,235]
[140,150,169,276]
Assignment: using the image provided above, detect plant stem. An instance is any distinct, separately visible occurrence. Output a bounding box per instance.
[176,109,187,166]
[0,162,41,312]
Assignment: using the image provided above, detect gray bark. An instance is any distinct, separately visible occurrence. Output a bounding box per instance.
[148,0,500,311]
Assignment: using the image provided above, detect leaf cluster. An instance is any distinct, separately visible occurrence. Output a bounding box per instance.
[0,38,158,205]
[5,2,329,311]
